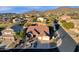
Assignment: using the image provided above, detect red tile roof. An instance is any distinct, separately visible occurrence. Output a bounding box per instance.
[27,23,49,36]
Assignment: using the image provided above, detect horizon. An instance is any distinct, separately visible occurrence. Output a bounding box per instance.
[0,6,79,14]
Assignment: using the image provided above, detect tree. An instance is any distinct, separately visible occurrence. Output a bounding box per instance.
[16,31,26,39]
[24,22,32,27]
[19,31,26,38]
[46,17,53,26]
[31,15,37,22]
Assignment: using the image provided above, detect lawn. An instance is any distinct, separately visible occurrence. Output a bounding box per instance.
[60,20,74,29]
[0,22,14,28]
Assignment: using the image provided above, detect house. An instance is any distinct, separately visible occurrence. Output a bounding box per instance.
[25,17,33,22]
[37,17,47,23]
[25,14,30,18]
[26,22,50,43]
[0,27,16,49]
[13,18,21,23]
[70,20,79,34]
[23,14,33,22]
[71,20,79,28]
[0,17,10,23]
[59,15,71,21]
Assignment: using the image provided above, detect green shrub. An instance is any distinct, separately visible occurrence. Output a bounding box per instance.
[16,31,26,39]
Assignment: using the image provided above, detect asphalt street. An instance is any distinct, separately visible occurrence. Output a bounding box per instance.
[58,26,77,52]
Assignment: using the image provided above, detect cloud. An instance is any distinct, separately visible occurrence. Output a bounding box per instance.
[28,6,42,9]
[0,6,12,12]
[25,6,43,10]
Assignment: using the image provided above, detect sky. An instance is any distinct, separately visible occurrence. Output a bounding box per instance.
[0,6,58,13]
[0,6,79,14]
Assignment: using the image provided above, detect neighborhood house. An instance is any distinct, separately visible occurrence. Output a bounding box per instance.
[0,27,16,49]
[60,15,71,21]
[26,22,50,43]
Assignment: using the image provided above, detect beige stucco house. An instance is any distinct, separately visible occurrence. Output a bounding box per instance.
[37,17,47,23]
[60,15,71,21]
[0,27,16,49]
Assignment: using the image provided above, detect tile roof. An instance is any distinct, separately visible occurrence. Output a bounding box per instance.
[27,23,49,36]
[2,34,14,37]
[2,27,14,34]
